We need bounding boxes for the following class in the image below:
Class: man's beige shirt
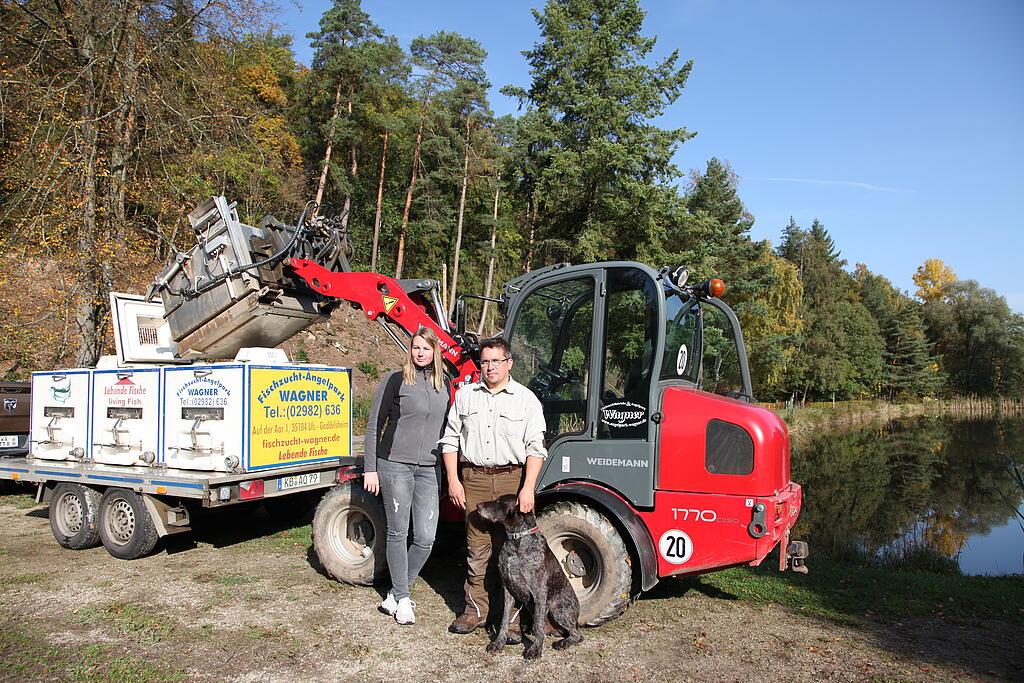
[438,377,547,466]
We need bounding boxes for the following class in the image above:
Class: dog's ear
[523,510,538,528]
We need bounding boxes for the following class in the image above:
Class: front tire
[97,488,158,560]
[539,501,634,626]
[312,483,387,585]
[49,483,101,550]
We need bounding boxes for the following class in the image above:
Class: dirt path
[1,490,1019,683]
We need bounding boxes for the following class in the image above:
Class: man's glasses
[479,358,510,367]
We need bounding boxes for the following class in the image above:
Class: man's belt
[462,463,523,475]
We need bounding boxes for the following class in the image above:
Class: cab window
[509,277,595,441]
[699,304,745,398]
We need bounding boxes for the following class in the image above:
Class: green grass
[352,394,373,435]
[356,360,381,380]
[4,493,42,509]
[192,572,260,586]
[0,571,51,587]
[77,601,175,643]
[238,523,313,553]
[700,556,1024,625]
[0,622,186,682]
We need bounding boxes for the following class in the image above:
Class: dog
[476,494,583,659]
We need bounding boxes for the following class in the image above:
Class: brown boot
[449,609,485,634]
[506,613,522,645]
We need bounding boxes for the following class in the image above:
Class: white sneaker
[395,597,416,625]
[379,591,398,616]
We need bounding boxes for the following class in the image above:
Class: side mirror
[454,297,467,336]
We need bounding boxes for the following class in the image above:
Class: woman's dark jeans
[376,458,441,600]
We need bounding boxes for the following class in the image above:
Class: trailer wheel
[97,489,159,560]
[539,501,635,627]
[49,483,101,550]
[312,483,386,585]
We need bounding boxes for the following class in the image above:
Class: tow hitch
[784,540,809,574]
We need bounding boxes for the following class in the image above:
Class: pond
[791,417,1024,576]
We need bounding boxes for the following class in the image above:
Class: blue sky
[280,1,1024,312]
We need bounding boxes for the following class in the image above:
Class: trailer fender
[141,494,191,537]
[537,481,659,592]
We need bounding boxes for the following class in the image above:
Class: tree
[503,0,693,266]
[913,258,957,302]
[394,31,487,278]
[1,0,283,367]
[855,265,943,399]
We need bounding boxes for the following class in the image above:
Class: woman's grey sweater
[363,368,450,472]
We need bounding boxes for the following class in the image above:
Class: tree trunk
[478,185,499,334]
[441,262,448,316]
[449,117,472,311]
[340,85,356,229]
[395,117,424,279]
[74,12,107,367]
[370,130,389,273]
[524,199,537,273]
[314,84,343,210]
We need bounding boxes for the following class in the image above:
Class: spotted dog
[476,494,583,659]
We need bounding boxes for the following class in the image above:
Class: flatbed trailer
[0,453,360,559]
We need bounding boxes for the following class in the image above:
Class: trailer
[0,454,357,559]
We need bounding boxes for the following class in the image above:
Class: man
[439,336,547,635]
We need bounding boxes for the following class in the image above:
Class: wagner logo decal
[658,529,693,565]
[177,377,231,407]
[3,398,16,411]
[600,401,646,428]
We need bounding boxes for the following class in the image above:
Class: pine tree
[502,0,693,266]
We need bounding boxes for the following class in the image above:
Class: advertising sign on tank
[248,367,351,470]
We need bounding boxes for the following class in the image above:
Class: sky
[279,0,1024,313]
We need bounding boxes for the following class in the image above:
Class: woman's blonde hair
[403,326,445,392]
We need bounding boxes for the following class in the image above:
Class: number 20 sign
[658,529,694,565]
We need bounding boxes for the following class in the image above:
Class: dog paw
[523,645,542,660]
[486,641,504,655]
[552,635,582,650]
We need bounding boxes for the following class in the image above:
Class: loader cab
[501,262,753,507]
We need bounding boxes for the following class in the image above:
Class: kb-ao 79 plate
[276,472,322,491]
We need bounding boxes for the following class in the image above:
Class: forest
[1,0,1022,402]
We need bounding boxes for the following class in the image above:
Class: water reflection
[791,417,1024,575]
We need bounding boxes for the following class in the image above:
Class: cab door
[507,265,662,508]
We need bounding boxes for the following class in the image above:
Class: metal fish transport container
[29,370,92,461]
[151,197,345,360]
[90,368,161,467]
[162,364,352,473]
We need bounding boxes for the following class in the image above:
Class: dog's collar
[507,526,539,540]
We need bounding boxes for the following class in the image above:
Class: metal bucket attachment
[150,197,345,360]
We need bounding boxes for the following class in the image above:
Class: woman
[363,326,450,625]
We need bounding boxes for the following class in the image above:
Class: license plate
[276,472,321,491]
[0,435,19,448]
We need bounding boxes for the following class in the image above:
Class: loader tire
[312,483,386,585]
[49,483,101,550]
[539,501,635,627]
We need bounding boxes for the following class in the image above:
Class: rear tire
[539,501,634,626]
[97,488,158,560]
[312,483,387,585]
[49,483,101,550]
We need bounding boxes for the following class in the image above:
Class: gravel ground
[1,488,1020,683]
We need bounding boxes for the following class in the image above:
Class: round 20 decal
[658,529,693,565]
